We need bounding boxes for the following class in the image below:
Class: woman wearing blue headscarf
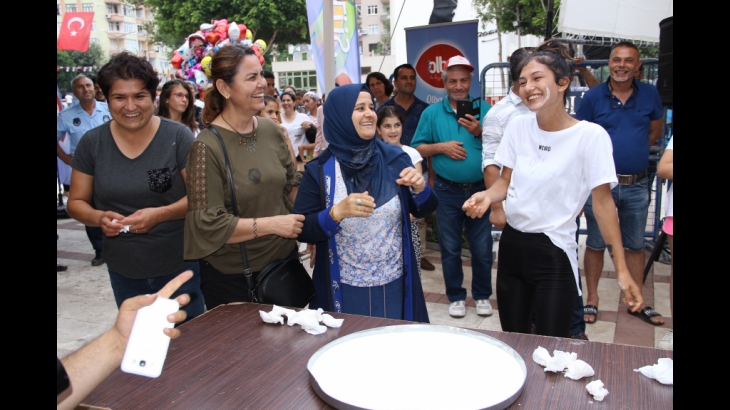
[294,84,437,322]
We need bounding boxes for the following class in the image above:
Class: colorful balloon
[245,29,253,40]
[228,22,240,42]
[201,56,212,77]
[238,24,247,40]
[171,50,183,69]
[200,23,214,31]
[193,70,209,88]
[254,39,267,52]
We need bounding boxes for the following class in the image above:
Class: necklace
[221,114,257,153]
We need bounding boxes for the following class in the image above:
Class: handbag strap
[208,125,257,298]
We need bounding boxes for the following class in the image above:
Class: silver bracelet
[253,218,258,239]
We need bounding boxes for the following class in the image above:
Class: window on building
[106,4,118,15]
[361,66,372,75]
[368,43,379,53]
[90,38,99,44]
[138,25,146,36]
[108,21,120,32]
[368,24,379,35]
[91,21,96,32]
[110,39,119,50]
[82,3,94,12]
[57,22,61,34]
[138,41,146,52]
[66,4,77,13]
[124,22,137,34]
[125,5,136,17]
[368,5,378,15]
[125,39,138,51]
[356,5,361,19]
[277,70,318,92]
[137,8,145,19]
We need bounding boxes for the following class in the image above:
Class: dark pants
[498,224,578,337]
[107,260,204,323]
[341,276,404,319]
[569,216,586,336]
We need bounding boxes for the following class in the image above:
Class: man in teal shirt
[411,55,492,318]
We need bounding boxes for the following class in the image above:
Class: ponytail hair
[516,39,584,104]
[201,45,258,127]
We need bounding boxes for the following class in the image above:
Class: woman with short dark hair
[366,72,394,109]
[67,51,204,320]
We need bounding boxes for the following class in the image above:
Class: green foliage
[57,42,106,95]
[473,0,560,37]
[144,0,309,54]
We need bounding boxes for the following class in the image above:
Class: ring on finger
[356,199,362,205]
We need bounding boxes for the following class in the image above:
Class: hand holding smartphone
[121,296,180,378]
[456,99,473,120]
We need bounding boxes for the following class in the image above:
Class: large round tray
[307,325,526,410]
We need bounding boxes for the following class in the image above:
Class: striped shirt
[481,89,531,171]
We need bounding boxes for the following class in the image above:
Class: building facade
[57,0,169,78]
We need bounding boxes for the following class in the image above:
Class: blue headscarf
[323,84,413,208]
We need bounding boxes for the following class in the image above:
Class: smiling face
[280,93,295,113]
[393,67,416,96]
[518,60,568,114]
[351,91,376,140]
[73,77,96,104]
[609,46,641,84]
[108,78,155,133]
[444,67,472,102]
[166,84,189,116]
[303,96,318,113]
[377,116,402,145]
[261,100,280,122]
[220,54,266,114]
[367,77,386,101]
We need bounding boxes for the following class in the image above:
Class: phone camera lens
[139,360,146,367]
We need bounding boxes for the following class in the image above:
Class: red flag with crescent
[57,12,94,52]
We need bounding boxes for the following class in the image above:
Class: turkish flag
[57,12,94,52]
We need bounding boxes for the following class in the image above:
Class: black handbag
[209,125,316,308]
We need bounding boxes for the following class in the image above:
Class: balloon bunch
[170,18,268,90]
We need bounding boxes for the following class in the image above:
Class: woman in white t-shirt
[377,106,423,276]
[280,91,311,161]
[462,40,643,337]
[657,136,673,323]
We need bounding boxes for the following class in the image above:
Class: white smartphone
[120,296,179,378]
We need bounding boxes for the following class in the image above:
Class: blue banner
[306,1,361,91]
[405,20,480,104]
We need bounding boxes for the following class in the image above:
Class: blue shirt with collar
[575,79,663,175]
[378,96,430,147]
[57,101,111,155]
[410,96,491,183]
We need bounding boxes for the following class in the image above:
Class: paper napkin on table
[565,360,595,380]
[259,305,344,335]
[634,358,673,385]
[586,380,609,401]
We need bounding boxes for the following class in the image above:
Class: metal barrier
[478,59,672,243]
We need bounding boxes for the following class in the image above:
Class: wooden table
[82,303,673,409]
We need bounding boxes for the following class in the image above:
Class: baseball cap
[446,55,474,72]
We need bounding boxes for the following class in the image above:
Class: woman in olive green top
[184,45,305,309]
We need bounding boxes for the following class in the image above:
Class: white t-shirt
[495,115,618,293]
[281,112,310,155]
[664,137,673,217]
[401,145,423,166]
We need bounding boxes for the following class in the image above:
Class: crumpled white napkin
[564,360,595,380]
[533,347,579,373]
[111,219,132,233]
[259,305,344,335]
[586,380,609,401]
[634,358,673,385]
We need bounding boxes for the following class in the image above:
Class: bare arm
[576,67,599,88]
[463,166,512,218]
[67,169,125,236]
[57,141,73,165]
[415,141,467,160]
[226,214,305,243]
[648,117,664,146]
[656,146,673,180]
[591,183,643,310]
[483,164,505,227]
[116,170,189,234]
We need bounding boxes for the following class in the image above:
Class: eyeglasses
[172,92,189,100]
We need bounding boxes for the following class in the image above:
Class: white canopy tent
[558,0,673,45]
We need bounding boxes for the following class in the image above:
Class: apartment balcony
[106,14,124,22]
[109,49,121,57]
[381,0,389,4]
[137,34,148,42]
[105,0,121,4]
[146,51,158,59]
[380,13,390,22]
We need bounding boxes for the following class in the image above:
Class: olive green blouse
[184,117,300,274]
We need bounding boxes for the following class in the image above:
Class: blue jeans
[584,177,649,252]
[433,177,493,302]
[108,261,205,322]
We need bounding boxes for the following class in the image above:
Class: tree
[142,0,310,56]
[473,0,560,38]
[57,42,106,95]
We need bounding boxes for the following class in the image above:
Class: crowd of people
[58,38,672,406]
